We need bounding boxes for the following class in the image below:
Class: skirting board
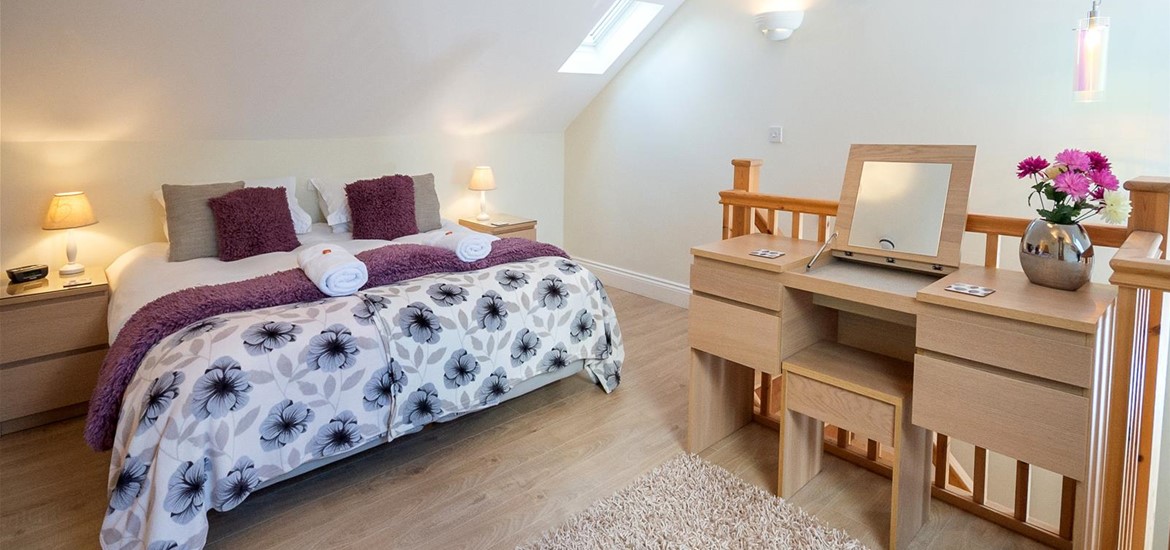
[575,257,690,309]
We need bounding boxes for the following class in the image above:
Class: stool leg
[779,408,823,498]
[890,408,932,550]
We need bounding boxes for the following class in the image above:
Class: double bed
[95,222,624,549]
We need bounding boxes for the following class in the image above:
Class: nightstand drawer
[691,257,782,311]
[913,354,1089,480]
[0,292,108,363]
[689,294,781,374]
[500,227,536,240]
[917,308,1093,388]
[0,348,105,422]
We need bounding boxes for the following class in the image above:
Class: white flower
[1100,190,1131,225]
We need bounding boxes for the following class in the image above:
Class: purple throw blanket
[85,239,568,451]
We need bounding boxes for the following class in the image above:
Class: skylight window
[559,0,664,75]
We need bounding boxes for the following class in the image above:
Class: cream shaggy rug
[519,454,868,550]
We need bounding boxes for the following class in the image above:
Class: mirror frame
[833,144,976,275]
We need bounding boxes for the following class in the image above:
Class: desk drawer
[913,354,1088,480]
[689,294,781,374]
[691,258,782,311]
[917,309,1093,388]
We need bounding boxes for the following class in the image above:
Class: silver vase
[1019,219,1094,291]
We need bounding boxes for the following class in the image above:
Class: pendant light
[1074,0,1110,102]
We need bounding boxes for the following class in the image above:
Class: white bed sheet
[105,220,472,341]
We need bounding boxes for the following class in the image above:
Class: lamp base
[476,212,491,222]
[59,263,85,276]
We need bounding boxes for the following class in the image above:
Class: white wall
[0,134,564,272]
[565,0,1170,286]
[564,0,1170,536]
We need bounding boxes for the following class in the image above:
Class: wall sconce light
[1073,0,1109,102]
[755,11,804,41]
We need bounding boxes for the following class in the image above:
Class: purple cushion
[208,187,301,261]
[347,175,419,240]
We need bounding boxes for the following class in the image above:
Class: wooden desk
[687,234,1115,549]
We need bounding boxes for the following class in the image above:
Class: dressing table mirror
[832,144,976,275]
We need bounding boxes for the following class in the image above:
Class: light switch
[769,126,783,143]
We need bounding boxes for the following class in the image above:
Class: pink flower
[1054,149,1091,172]
[1016,156,1050,179]
[1090,186,1106,200]
[1053,171,1091,199]
[1086,151,1112,172]
[1089,169,1119,191]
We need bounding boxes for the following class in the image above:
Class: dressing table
[687,236,1113,548]
[685,147,1168,550]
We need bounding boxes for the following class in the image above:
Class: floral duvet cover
[99,257,622,549]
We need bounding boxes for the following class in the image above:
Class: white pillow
[310,177,354,233]
[155,176,313,235]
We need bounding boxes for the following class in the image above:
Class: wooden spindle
[790,212,802,240]
[1060,476,1077,540]
[985,233,1000,267]
[867,440,880,461]
[836,428,850,448]
[721,204,731,240]
[1015,461,1031,522]
[817,215,828,241]
[759,372,774,416]
[973,446,988,505]
[934,434,950,488]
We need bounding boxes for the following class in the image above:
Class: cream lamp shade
[42,191,97,230]
[42,191,98,276]
[468,166,497,191]
[469,166,496,221]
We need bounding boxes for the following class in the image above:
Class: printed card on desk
[748,249,785,259]
[944,283,995,297]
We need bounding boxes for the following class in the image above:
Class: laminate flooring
[0,288,1047,549]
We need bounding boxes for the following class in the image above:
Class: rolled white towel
[426,230,499,262]
[297,244,368,297]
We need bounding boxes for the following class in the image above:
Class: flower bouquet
[1016,149,1129,225]
[1015,149,1130,290]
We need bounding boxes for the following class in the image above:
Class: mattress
[105,221,471,340]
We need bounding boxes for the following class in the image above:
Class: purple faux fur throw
[84,239,568,451]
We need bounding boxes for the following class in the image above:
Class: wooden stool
[778,341,931,550]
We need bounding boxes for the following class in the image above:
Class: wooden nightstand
[0,272,109,434]
[459,214,538,241]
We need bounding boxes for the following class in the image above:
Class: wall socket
[768,126,783,143]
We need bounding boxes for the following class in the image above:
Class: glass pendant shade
[1074,16,1109,102]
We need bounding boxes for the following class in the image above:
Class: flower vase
[1019,219,1094,291]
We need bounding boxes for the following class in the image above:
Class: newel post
[728,159,762,238]
[1098,176,1170,549]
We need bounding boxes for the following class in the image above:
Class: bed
[94,222,624,550]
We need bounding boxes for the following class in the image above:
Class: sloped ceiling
[0,0,681,141]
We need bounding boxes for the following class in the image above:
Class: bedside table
[0,272,109,434]
[459,214,538,241]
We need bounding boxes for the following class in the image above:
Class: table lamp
[468,166,496,222]
[42,191,98,276]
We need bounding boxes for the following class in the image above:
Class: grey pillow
[412,173,442,233]
[163,181,245,261]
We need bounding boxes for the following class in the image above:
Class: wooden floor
[0,288,1048,549]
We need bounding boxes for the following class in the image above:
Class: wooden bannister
[1095,177,1170,550]
[721,160,1170,550]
